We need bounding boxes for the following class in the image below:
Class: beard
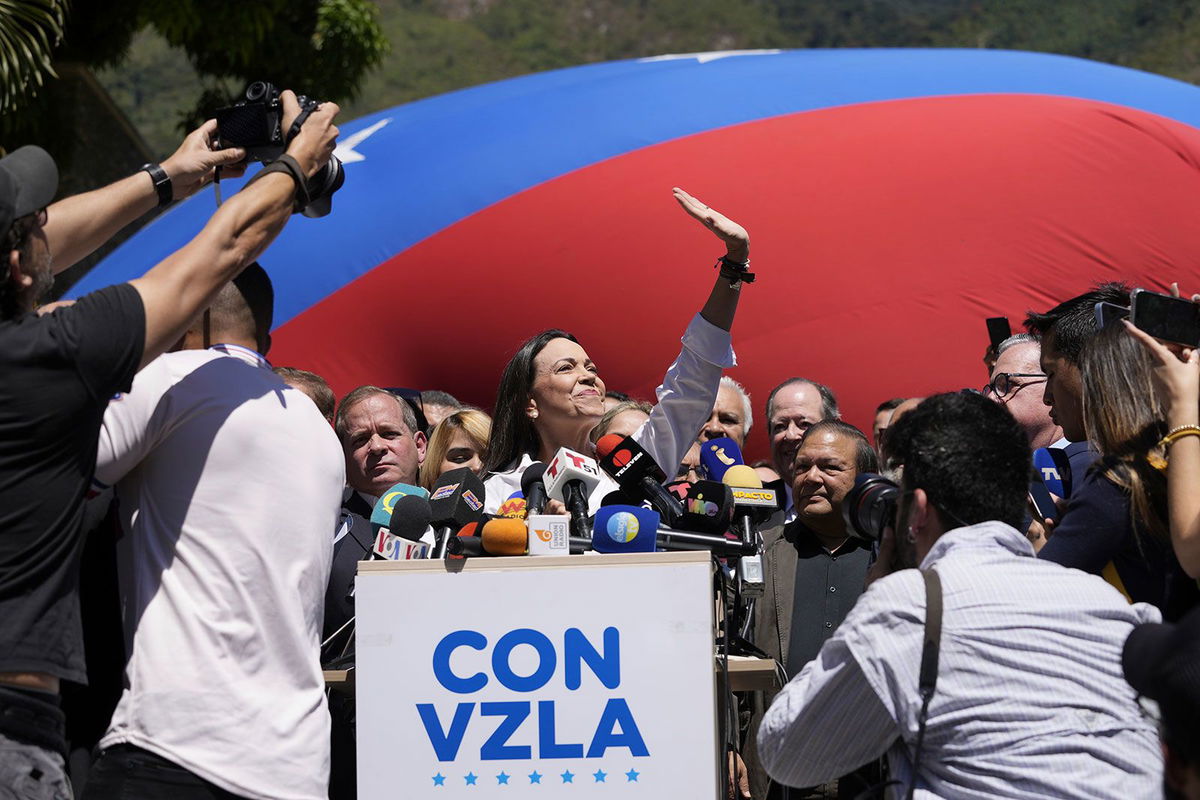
[28,259,53,306]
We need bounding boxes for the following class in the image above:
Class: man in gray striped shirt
[758,392,1162,799]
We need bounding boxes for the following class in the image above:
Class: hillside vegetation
[98,0,1200,156]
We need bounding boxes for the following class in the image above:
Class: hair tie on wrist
[715,255,755,287]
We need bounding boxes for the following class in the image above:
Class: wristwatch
[140,163,173,208]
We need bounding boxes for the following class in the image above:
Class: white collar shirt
[483,312,735,514]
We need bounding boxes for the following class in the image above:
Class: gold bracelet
[1160,425,1200,448]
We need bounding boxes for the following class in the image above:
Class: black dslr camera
[215,81,344,218]
[842,473,900,542]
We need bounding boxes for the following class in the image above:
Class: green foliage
[81,0,1200,156]
[0,0,67,113]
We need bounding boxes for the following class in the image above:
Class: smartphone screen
[1131,289,1200,347]
[985,317,1011,349]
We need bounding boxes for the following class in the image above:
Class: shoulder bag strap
[905,567,943,800]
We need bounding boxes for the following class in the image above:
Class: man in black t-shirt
[0,93,341,798]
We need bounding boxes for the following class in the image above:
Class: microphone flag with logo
[594,434,683,525]
[428,467,487,557]
[373,494,433,560]
[699,436,744,482]
[543,447,602,542]
[369,481,429,534]
[1032,447,1067,498]
[526,514,569,555]
[675,480,734,535]
[592,505,659,554]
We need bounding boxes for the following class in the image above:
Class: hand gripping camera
[215,81,344,218]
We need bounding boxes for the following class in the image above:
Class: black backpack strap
[905,567,943,800]
[918,568,943,695]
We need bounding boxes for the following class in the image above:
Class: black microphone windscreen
[600,489,640,507]
[520,462,548,497]
[389,494,432,542]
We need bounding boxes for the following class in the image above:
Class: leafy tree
[0,0,67,114]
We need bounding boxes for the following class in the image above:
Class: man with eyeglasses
[984,334,1062,450]
[0,96,340,798]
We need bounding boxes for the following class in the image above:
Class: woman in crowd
[1039,322,1198,619]
[480,188,749,513]
[419,408,492,490]
[588,399,653,445]
[1126,315,1200,579]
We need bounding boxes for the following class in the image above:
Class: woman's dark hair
[483,328,580,474]
[1080,323,1169,542]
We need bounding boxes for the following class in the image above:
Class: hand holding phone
[1131,288,1200,347]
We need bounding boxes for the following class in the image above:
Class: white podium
[355,550,718,797]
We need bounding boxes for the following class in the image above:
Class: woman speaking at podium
[481,188,751,513]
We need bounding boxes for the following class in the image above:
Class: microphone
[526,514,569,556]
[428,467,487,558]
[674,480,735,535]
[496,491,528,519]
[446,518,530,557]
[592,506,660,554]
[723,466,778,532]
[520,463,549,517]
[594,434,684,525]
[369,481,430,534]
[699,437,744,483]
[654,525,760,558]
[372,494,433,560]
[543,447,603,544]
[1032,447,1067,498]
[722,465,774,597]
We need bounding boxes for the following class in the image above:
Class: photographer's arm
[43,121,248,274]
[128,93,338,369]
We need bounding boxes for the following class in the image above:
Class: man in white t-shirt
[84,264,344,800]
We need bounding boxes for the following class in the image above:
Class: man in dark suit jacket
[742,421,878,799]
[323,386,427,800]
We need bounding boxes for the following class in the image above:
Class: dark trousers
[81,745,248,800]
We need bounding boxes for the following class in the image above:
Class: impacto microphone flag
[373,494,433,560]
[592,506,659,554]
[699,436,744,482]
[369,482,430,534]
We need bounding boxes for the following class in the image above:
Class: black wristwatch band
[140,163,173,207]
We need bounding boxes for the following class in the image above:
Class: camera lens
[245,81,270,102]
[843,473,900,542]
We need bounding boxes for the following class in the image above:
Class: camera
[215,81,344,218]
[842,473,900,542]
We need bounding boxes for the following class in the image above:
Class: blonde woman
[419,408,492,490]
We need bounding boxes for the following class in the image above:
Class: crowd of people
[1,88,1198,800]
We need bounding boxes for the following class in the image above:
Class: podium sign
[356,551,717,797]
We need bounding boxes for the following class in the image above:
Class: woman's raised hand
[673,187,749,263]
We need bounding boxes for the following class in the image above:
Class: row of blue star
[431,768,641,786]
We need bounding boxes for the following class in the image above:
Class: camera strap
[905,566,943,800]
[285,100,320,148]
